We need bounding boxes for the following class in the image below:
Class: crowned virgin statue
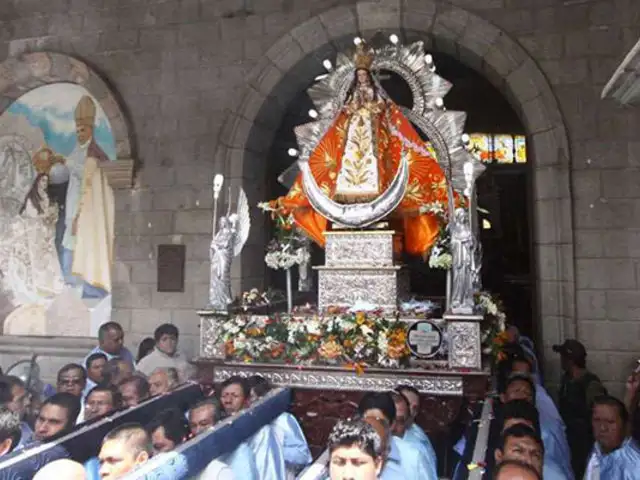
[0,173,65,305]
[273,42,449,257]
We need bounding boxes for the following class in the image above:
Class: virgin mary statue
[273,42,449,257]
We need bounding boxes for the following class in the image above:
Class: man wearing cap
[554,339,606,478]
[61,95,114,297]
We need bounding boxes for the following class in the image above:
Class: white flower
[360,325,374,338]
[306,320,322,336]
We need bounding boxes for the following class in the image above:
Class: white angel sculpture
[208,187,251,312]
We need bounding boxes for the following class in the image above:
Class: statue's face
[356,69,370,86]
[37,175,48,193]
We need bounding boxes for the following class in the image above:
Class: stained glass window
[515,135,527,163]
[469,134,492,163]
[493,135,514,164]
[465,134,526,164]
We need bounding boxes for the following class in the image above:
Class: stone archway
[216,1,575,360]
[0,52,134,188]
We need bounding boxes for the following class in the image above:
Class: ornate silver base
[198,309,230,359]
[317,230,401,311]
[316,266,400,311]
[444,311,484,370]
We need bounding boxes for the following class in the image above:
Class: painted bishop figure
[61,95,114,297]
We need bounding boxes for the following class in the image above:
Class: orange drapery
[276,101,449,257]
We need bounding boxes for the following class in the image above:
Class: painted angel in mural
[208,188,251,311]
[61,95,114,297]
[0,173,65,305]
[270,41,450,257]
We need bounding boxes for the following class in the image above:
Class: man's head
[119,375,150,408]
[220,376,250,414]
[362,416,391,464]
[147,408,190,454]
[98,322,125,355]
[33,459,87,480]
[500,374,535,404]
[98,423,152,479]
[57,364,87,397]
[0,376,29,418]
[86,353,107,384]
[154,324,179,357]
[34,393,80,441]
[85,385,121,421]
[102,358,133,387]
[494,460,541,480]
[389,391,410,437]
[247,375,271,404]
[494,424,544,475]
[500,400,540,434]
[149,367,179,397]
[396,385,420,425]
[328,418,383,480]
[357,392,396,427]
[0,407,21,456]
[592,395,628,454]
[553,339,587,372]
[188,398,221,436]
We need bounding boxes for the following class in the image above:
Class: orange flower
[343,339,354,349]
[387,343,408,359]
[356,312,366,325]
[224,340,235,356]
[497,351,507,362]
[318,339,343,360]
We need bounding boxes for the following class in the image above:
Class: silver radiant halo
[280,39,483,195]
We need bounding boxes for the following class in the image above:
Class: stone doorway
[216,1,574,371]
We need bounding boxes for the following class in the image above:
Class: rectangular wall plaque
[157,244,186,292]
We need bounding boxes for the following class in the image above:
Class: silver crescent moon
[300,149,410,228]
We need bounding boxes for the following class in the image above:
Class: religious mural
[0,83,116,334]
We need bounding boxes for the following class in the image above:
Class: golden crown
[353,41,374,70]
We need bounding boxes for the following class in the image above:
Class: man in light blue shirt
[396,385,438,466]
[585,395,640,479]
[84,321,135,369]
[221,376,285,480]
[248,375,312,478]
[358,391,436,480]
[188,397,258,480]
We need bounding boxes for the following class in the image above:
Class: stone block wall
[1,0,640,396]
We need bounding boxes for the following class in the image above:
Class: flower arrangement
[476,291,508,362]
[240,288,286,310]
[258,201,310,270]
[218,310,411,370]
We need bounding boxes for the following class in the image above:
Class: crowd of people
[322,330,640,479]
[1,320,640,479]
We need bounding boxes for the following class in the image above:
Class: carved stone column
[445,312,484,370]
[198,310,230,359]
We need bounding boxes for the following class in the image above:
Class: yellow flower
[356,312,366,325]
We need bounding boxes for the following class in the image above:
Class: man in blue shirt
[0,376,32,449]
[358,392,436,480]
[84,322,135,369]
[585,395,640,479]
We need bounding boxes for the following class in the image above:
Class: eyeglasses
[58,378,83,386]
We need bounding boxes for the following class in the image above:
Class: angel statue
[208,187,250,312]
[450,207,475,314]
